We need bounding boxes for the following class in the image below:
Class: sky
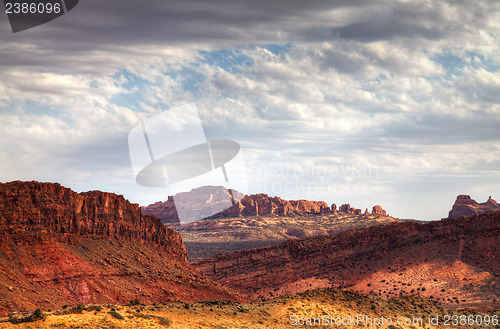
[1,0,499,220]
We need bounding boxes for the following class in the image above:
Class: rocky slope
[448,194,500,218]
[0,181,239,316]
[142,186,388,224]
[195,211,500,309]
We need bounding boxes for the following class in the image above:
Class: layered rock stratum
[448,194,500,218]
[0,181,238,316]
[195,211,500,309]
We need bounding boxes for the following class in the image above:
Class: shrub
[157,316,171,326]
[9,311,44,324]
[237,305,250,313]
[184,303,190,309]
[109,310,124,320]
[33,309,43,318]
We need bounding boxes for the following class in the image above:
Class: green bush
[109,310,124,320]
[33,309,43,318]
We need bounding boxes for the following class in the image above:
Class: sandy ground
[1,289,498,328]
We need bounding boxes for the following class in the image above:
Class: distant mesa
[142,186,389,224]
[448,194,500,218]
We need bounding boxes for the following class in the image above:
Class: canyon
[2,180,499,318]
[195,211,500,309]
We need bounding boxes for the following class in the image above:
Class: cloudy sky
[1,0,499,220]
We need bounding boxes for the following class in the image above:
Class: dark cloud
[1,0,361,49]
[2,0,496,67]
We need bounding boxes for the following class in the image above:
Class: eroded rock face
[448,195,500,218]
[195,211,500,309]
[141,196,179,224]
[338,203,362,215]
[240,197,258,216]
[0,181,186,260]
[0,181,239,315]
[271,196,295,215]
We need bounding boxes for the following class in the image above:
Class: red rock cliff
[0,181,186,261]
[0,181,240,315]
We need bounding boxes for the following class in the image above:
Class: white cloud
[1,0,499,220]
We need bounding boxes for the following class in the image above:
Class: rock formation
[448,195,500,218]
[0,181,239,315]
[143,187,387,224]
[195,211,500,309]
[371,205,387,216]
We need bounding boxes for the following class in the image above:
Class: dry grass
[1,289,497,328]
